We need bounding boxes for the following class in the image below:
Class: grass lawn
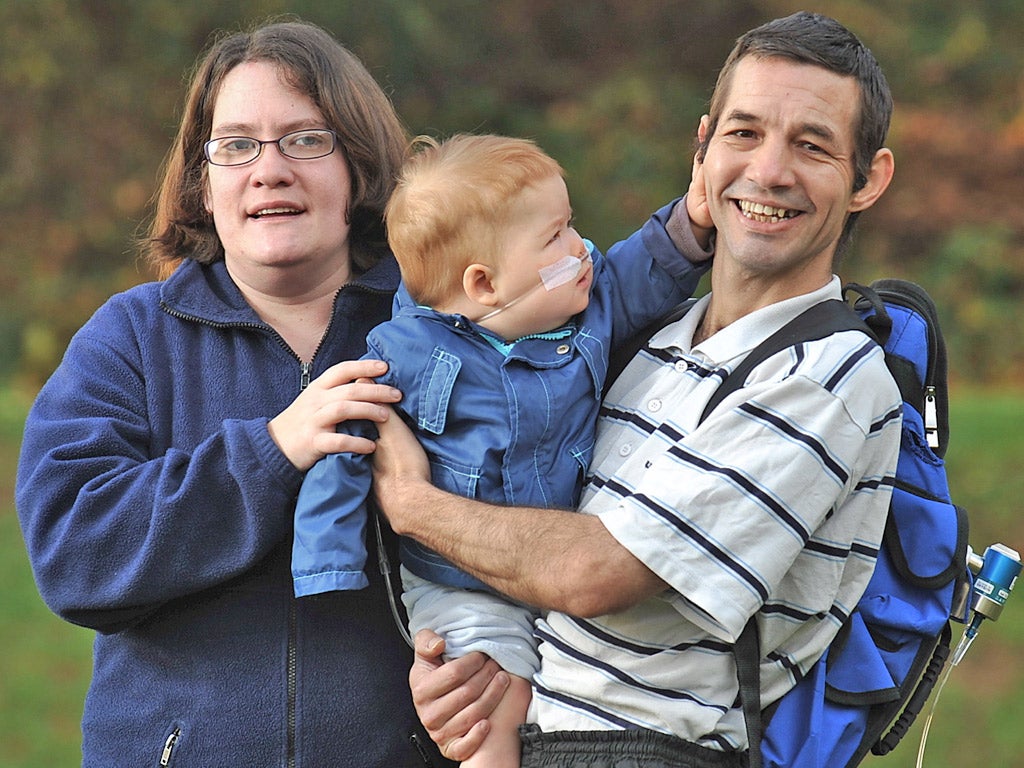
[1,390,93,767]
[2,385,1022,767]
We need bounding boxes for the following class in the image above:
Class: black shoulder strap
[726,297,879,768]
[735,621,764,768]
[605,295,880,404]
[701,298,876,425]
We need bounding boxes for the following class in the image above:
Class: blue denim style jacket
[292,200,706,595]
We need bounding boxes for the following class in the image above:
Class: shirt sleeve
[598,364,898,642]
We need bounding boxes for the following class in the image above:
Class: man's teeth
[738,200,797,223]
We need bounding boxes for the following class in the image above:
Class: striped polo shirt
[527,277,902,751]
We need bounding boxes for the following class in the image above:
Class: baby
[293,133,710,765]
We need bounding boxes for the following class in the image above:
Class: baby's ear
[463,263,500,308]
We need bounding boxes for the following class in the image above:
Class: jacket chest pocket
[429,455,483,498]
[417,347,461,435]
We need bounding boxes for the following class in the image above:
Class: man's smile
[736,199,801,223]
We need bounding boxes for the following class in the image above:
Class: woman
[15,19,471,766]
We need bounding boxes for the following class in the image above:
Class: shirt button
[674,361,688,373]
[647,398,663,412]
[556,344,571,355]
[618,443,633,457]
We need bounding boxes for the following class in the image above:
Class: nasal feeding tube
[538,251,592,290]
[477,244,593,323]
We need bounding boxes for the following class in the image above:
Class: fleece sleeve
[15,303,304,633]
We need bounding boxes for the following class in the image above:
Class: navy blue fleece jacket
[16,256,450,767]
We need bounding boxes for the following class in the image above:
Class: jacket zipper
[287,600,298,768]
[160,728,180,766]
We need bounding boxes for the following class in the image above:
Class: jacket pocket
[569,435,595,502]
[417,347,462,435]
[428,455,482,498]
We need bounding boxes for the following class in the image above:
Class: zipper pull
[160,729,180,766]
[300,361,312,391]
[924,385,939,449]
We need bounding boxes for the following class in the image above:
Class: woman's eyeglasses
[203,129,337,167]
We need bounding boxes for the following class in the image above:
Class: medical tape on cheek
[538,249,592,291]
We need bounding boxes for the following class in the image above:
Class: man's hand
[410,630,508,762]
[371,406,431,536]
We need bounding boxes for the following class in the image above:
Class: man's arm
[371,410,667,617]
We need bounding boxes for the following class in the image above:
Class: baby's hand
[686,150,713,244]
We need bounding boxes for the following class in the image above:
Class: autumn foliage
[3,0,1022,389]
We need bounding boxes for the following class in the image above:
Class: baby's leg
[402,568,540,764]
[460,673,531,768]
[401,567,540,682]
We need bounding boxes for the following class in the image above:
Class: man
[373,12,901,767]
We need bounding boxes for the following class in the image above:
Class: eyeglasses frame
[203,128,339,167]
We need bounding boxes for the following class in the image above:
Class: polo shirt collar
[648,275,843,365]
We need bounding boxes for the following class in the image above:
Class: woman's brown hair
[142,19,408,277]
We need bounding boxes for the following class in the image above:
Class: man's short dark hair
[697,12,893,256]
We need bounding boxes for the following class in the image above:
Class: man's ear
[463,263,500,308]
[849,148,895,213]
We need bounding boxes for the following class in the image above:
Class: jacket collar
[160,256,400,325]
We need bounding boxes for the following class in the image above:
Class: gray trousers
[518,725,748,768]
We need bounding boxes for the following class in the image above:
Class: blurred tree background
[2,0,1023,393]
[2,2,1024,766]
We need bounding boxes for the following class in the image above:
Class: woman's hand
[268,359,401,471]
[410,630,508,762]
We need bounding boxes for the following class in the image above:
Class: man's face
[701,56,869,294]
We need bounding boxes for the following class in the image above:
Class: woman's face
[205,61,353,286]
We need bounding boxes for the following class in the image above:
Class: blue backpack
[607,279,971,767]
[717,280,970,768]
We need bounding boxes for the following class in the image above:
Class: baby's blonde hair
[386,133,564,307]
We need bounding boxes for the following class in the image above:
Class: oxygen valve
[951,543,1022,665]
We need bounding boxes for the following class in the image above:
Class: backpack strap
[604,295,879,400]
[717,298,881,768]
[701,298,877,424]
[735,621,764,768]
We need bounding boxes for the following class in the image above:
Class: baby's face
[489,174,592,338]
